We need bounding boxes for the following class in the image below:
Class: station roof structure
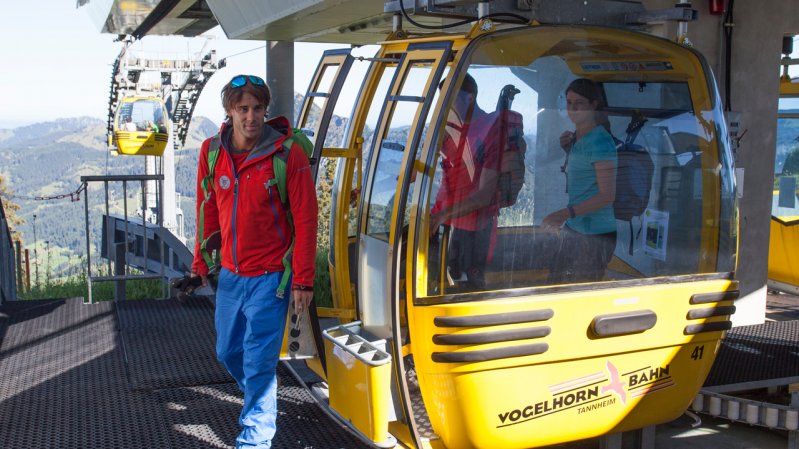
[78,0,458,43]
[77,0,660,44]
[77,0,217,38]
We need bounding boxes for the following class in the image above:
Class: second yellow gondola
[112,96,169,156]
[768,74,799,293]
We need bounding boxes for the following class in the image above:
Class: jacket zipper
[228,144,282,274]
[232,176,240,273]
[225,147,240,274]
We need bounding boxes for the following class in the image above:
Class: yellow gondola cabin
[112,96,169,156]
[280,21,739,449]
[768,64,799,294]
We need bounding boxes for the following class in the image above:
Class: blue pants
[215,268,289,449]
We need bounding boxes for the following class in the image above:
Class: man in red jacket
[191,74,318,449]
[430,74,501,292]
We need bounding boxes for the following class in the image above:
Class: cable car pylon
[106,39,219,155]
[104,38,219,242]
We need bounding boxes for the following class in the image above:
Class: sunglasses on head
[230,75,266,88]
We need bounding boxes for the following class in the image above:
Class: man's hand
[191,271,208,287]
[293,289,313,315]
[429,210,445,237]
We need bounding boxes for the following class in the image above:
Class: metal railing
[81,174,167,304]
[0,196,18,303]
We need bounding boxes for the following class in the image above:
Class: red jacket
[432,107,500,231]
[191,117,318,287]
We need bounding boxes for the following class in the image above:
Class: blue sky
[9,3,795,131]
[0,1,356,129]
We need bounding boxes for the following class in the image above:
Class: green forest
[777,114,799,180]
[0,94,344,282]
[0,115,215,280]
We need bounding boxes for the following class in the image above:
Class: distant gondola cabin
[112,96,169,156]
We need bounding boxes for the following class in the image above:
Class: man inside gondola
[430,74,503,292]
[123,116,137,131]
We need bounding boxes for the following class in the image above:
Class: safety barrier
[693,390,799,432]
[81,174,168,304]
[0,196,17,303]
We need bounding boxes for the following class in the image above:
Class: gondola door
[295,48,355,179]
[281,48,354,362]
[359,43,451,341]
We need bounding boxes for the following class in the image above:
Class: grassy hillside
[0,115,217,279]
[1,93,345,281]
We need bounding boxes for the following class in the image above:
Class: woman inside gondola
[541,78,617,284]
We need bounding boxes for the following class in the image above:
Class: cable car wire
[223,45,266,60]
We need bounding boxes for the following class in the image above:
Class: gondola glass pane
[422,29,733,297]
[117,99,166,132]
[349,65,395,237]
[366,63,433,240]
[776,95,799,217]
[774,117,799,218]
[713,76,737,273]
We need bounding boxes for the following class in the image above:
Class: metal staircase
[106,44,128,149]
[171,50,218,148]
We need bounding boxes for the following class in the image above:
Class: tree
[782,147,799,176]
[0,175,24,244]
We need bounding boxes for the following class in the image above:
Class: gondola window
[421,30,737,297]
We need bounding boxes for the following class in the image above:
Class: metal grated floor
[704,319,799,389]
[0,298,171,449]
[0,298,115,354]
[117,296,232,390]
[0,297,373,449]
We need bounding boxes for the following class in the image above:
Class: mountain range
[0,93,348,278]
[0,115,218,277]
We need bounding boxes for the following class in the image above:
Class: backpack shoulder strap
[625,111,648,145]
[201,134,222,194]
[272,128,316,298]
[273,139,293,207]
[274,136,296,298]
[199,134,222,270]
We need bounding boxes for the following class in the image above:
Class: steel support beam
[266,41,295,123]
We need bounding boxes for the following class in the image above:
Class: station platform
[0,296,371,449]
[0,292,795,449]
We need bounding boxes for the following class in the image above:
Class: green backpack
[198,127,315,298]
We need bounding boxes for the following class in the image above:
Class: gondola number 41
[690,345,705,360]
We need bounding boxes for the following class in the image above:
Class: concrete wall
[643,0,795,325]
